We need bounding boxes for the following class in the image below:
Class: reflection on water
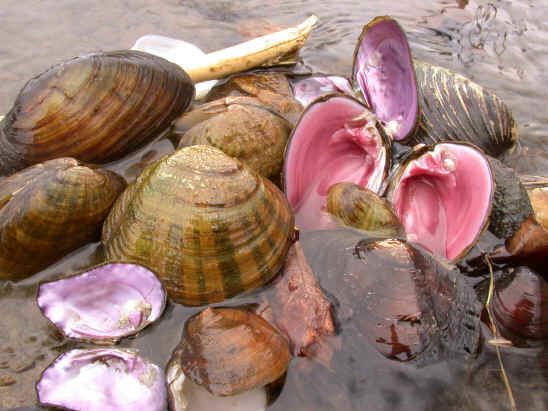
[0,0,547,410]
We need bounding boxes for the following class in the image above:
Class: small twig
[484,255,517,411]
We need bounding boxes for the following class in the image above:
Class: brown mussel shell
[0,50,194,175]
[410,61,518,157]
[206,71,302,125]
[326,182,403,236]
[492,266,548,340]
[102,145,294,306]
[0,158,126,280]
[178,307,291,396]
[176,98,292,178]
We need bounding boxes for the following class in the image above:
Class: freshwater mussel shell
[36,348,166,411]
[102,145,294,306]
[0,158,126,281]
[387,142,494,261]
[37,262,166,343]
[176,97,292,178]
[206,71,302,125]
[409,61,518,157]
[298,230,482,363]
[283,94,391,230]
[0,50,194,175]
[491,266,548,341]
[326,182,403,236]
[177,307,291,396]
[352,16,419,142]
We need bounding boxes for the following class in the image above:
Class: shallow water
[0,0,547,410]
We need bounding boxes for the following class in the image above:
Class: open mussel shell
[491,266,548,341]
[352,16,419,142]
[387,142,494,261]
[102,145,294,306]
[176,97,292,178]
[206,71,302,125]
[410,61,518,157]
[289,74,354,107]
[37,348,166,411]
[37,262,166,344]
[283,94,391,230]
[0,158,126,281]
[326,182,403,236]
[177,307,291,397]
[0,50,194,175]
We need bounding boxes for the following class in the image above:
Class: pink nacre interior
[391,143,493,260]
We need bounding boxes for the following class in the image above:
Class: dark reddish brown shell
[493,267,548,340]
[179,307,291,396]
[0,50,194,175]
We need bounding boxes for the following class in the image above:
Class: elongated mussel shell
[283,95,391,230]
[37,263,166,343]
[387,143,494,261]
[0,158,125,280]
[177,307,291,396]
[409,61,518,157]
[102,145,294,306]
[492,266,548,341]
[326,182,403,236]
[176,97,292,178]
[352,16,419,141]
[37,348,166,411]
[0,50,194,175]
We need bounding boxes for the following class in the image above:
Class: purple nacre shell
[37,263,166,343]
[291,75,353,106]
[352,16,419,141]
[37,348,166,411]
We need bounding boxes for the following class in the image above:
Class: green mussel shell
[102,145,294,306]
[0,158,126,280]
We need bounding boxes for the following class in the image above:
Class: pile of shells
[0,12,545,411]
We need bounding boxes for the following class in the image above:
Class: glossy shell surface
[352,16,419,141]
[37,263,166,343]
[388,143,494,261]
[410,61,518,157]
[0,158,125,280]
[178,307,291,396]
[102,145,294,306]
[37,348,166,411]
[326,182,403,236]
[493,266,548,340]
[0,50,194,174]
[283,95,391,230]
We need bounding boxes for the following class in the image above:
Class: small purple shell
[291,75,353,106]
[37,348,166,411]
[37,263,166,343]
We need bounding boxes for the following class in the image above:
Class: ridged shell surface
[410,61,517,157]
[0,50,194,175]
[102,145,294,306]
[0,158,126,280]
